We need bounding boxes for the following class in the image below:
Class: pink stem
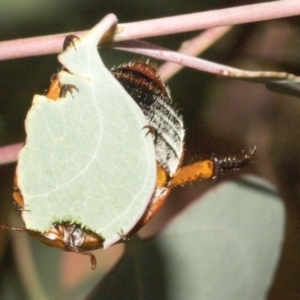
[0,143,23,165]
[115,0,300,41]
[0,1,299,61]
[158,26,232,81]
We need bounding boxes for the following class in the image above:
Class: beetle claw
[143,125,158,143]
[118,229,130,242]
[60,84,79,98]
[63,35,80,51]
[212,146,256,179]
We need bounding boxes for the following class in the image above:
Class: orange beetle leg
[171,146,256,186]
[46,75,61,100]
[46,34,80,101]
[127,164,171,235]
[128,189,171,237]
[12,173,29,211]
[171,160,214,186]
[140,164,171,224]
[46,75,78,100]
[156,164,169,188]
[12,191,25,211]
[140,189,171,226]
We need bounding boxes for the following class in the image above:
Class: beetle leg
[63,35,80,51]
[118,229,130,242]
[59,84,79,98]
[76,250,97,270]
[140,164,170,223]
[170,146,256,186]
[46,35,80,100]
[212,146,256,179]
[127,164,171,235]
[65,247,97,270]
[143,125,158,143]
[45,74,61,100]
[0,225,27,232]
[12,201,30,212]
[46,74,79,100]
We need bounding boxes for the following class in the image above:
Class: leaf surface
[18,15,157,248]
[93,175,285,300]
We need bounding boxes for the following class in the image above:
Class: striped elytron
[1,38,256,270]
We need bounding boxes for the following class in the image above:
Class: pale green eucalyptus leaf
[17,15,157,248]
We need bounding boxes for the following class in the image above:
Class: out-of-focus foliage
[92,176,284,300]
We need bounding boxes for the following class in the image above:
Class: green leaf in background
[92,175,285,300]
[17,15,157,248]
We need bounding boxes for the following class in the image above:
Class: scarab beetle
[1,37,256,270]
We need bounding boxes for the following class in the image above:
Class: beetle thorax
[63,224,86,247]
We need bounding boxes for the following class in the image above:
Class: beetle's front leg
[46,35,80,101]
[170,146,256,186]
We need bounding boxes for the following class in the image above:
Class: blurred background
[0,0,299,299]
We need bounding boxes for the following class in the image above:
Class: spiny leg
[171,146,256,187]
[63,35,80,51]
[46,35,80,100]
[46,74,79,100]
[143,125,158,143]
[59,84,79,98]
[67,247,97,270]
[212,146,256,179]
[118,229,130,242]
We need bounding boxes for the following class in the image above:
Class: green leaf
[93,175,285,300]
[17,15,157,248]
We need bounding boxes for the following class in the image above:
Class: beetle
[110,59,256,232]
[1,37,256,270]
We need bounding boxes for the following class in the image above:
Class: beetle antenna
[0,225,27,232]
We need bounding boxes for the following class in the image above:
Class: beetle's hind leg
[170,146,256,187]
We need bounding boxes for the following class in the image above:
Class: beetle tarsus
[143,125,158,143]
[60,84,79,98]
[63,35,80,51]
[72,249,97,270]
[118,229,130,242]
[211,146,256,179]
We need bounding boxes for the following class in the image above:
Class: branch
[115,0,300,41]
[158,26,232,81]
[0,143,23,165]
[0,0,299,61]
